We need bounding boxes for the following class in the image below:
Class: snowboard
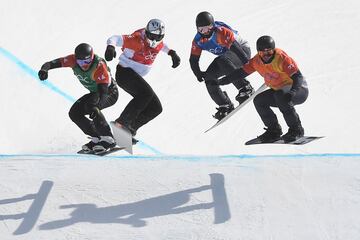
[245,136,324,145]
[109,121,134,154]
[77,147,125,156]
[205,83,267,133]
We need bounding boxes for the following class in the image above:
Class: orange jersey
[243,48,299,90]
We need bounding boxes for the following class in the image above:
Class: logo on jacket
[208,47,224,54]
[144,51,158,61]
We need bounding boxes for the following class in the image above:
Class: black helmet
[196,11,214,27]
[75,43,93,60]
[256,36,275,51]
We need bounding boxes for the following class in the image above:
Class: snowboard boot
[113,121,138,145]
[258,124,283,143]
[82,137,100,153]
[236,83,254,105]
[93,136,116,153]
[114,121,137,136]
[282,125,304,143]
[213,103,234,121]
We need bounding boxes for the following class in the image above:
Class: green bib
[72,55,110,92]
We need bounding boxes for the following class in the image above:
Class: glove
[168,50,180,68]
[38,69,48,81]
[196,71,206,82]
[105,45,116,61]
[89,107,101,119]
[284,91,296,102]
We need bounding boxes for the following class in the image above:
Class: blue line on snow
[0,47,76,102]
[0,47,162,155]
[137,141,163,155]
[0,153,360,161]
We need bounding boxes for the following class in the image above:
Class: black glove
[168,50,180,68]
[196,71,206,82]
[38,69,48,81]
[284,90,296,102]
[105,45,116,61]
[89,107,101,119]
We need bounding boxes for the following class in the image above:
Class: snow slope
[1,0,360,239]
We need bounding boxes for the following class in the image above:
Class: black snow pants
[204,47,251,106]
[253,86,308,129]
[68,83,118,138]
[115,65,162,134]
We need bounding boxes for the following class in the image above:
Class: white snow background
[1,0,360,239]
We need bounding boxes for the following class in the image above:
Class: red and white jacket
[107,29,170,76]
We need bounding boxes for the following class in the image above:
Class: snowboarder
[217,35,309,143]
[189,11,254,120]
[38,43,119,153]
[104,19,180,137]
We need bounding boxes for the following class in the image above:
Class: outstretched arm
[105,35,123,61]
[38,59,62,80]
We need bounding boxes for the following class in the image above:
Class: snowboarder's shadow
[40,173,230,229]
[0,180,53,235]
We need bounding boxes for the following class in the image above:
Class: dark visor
[146,31,164,41]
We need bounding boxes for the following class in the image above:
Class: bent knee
[253,95,262,107]
[68,108,81,121]
[157,104,163,115]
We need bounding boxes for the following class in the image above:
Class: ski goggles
[76,57,93,66]
[258,48,274,58]
[197,24,214,35]
[146,31,164,41]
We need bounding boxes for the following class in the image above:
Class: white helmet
[145,19,165,48]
